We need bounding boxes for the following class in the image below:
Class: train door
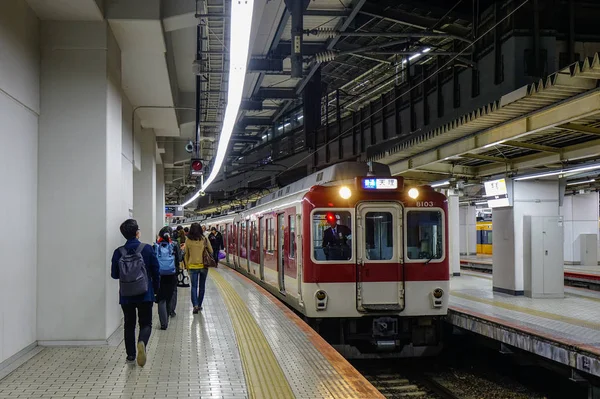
[296,214,302,300]
[277,213,285,293]
[225,224,230,264]
[356,202,404,311]
[245,221,250,272]
[259,217,265,281]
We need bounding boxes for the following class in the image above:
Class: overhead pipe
[305,28,473,44]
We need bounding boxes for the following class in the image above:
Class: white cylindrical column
[133,129,157,242]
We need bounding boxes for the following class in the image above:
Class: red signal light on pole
[190,159,204,176]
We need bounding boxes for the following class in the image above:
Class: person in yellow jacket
[184,223,213,314]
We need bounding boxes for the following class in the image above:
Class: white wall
[133,129,157,242]
[0,0,39,364]
[561,193,599,264]
[459,205,476,255]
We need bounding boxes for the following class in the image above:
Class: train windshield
[312,211,353,261]
[364,212,394,260]
[406,210,443,261]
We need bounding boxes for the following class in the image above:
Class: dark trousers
[121,302,152,357]
[157,274,177,327]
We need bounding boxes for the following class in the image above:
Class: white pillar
[133,129,157,242]
[448,193,461,276]
[492,180,560,295]
[37,21,124,342]
[561,193,599,265]
[459,205,477,256]
[156,163,165,233]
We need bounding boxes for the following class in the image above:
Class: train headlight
[315,290,328,310]
[431,288,444,308]
[408,188,419,199]
[339,186,352,199]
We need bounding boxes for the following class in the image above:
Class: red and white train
[184,162,449,357]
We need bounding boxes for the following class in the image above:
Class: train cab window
[406,210,443,261]
[251,221,257,249]
[289,215,296,259]
[312,211,352,261]
[266,218,275,252]
[364,212,393,260]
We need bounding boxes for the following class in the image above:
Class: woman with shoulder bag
[184,223,214,314]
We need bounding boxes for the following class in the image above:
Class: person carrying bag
[184,223,214,314]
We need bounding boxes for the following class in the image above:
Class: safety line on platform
[210,268,295,399]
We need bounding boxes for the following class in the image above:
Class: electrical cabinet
[523,216,564,299]
[579,234,598,267]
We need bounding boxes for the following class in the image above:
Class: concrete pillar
[459,205,477,256]
[156,163,165,233]
[561,193,599,265]
[492,180,560,295]
[133,129,157,242]
[448,193,461,276]
[37,21,124,342]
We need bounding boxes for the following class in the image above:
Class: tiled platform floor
[450,271,600,355]
[0,268,381,399]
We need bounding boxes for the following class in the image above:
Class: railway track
[362,372,460,399]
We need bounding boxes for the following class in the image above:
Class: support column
[133,129,157,242]
[561,193,599,266]
[492,180,561,295]
[448,192,461,276]
[156,163,165,233]
[37,21,124,342]
[459,205,477,256]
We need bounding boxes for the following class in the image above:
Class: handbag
[202,238,217,268]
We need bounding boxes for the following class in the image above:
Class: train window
[251,221,257,249]
[364,212,393,260]
[406,210,443,261]
[312,211,352,261]
[289,215,296,259]
[266,218,275,252]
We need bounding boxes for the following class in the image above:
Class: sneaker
[136,342,146,367]
[160,325,167,330]
[199,306,203,311]
[193,306,199,314]
[126,355,135,363]
[169,311,176,317]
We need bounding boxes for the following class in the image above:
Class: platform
[0,267,382,399]
[449,271,600,378]
[460,255,600,287]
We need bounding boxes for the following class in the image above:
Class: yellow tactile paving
[210,269,295,399]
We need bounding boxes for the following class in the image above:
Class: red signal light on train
[326,213,336,222]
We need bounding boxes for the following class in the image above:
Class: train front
[302,176,449,357]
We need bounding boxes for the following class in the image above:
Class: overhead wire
[276,0,531,178]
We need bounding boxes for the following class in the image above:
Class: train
[177,162,450,358]
[476,212,492,255]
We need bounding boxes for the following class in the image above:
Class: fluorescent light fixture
[567,179,596,186]
[422,47,431,53]
[408,53,420,61]
[431,180,450,188]
[278,125,283,131]
[483,141,504,149]
[262,135,267,140]
[514,164,600,181]
[182,0,255,207]
[298,115,304,120]
[284,122,291,128]
[475,201,488,205]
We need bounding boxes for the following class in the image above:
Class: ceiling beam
[501,140,562,154]
[460,153,508,163]
[558,123,600,136]
[255,87,298,100]
[248,58,284,73]
[304,9,351,17]
[238,116,273,127]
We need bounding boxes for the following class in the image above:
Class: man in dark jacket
[322,215,352,261]
[209,227,223,266]
[111,219,160,366]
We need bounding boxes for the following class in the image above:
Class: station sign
[483,178,513,208]
[165,205,184,217]
[361,178,398,190]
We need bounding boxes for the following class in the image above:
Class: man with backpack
[111,219,160,367]
[154,226,182,329]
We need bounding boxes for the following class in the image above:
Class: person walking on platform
[111,219,160,367]
[154,226,182,328]
[209,227,223,266]
[185,223,213,314]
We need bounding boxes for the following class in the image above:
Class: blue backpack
[155,242,176,275]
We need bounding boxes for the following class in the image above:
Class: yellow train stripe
[452,291,600,331]
[210,269,295,399]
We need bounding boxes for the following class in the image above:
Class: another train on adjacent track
[177,162,449,358]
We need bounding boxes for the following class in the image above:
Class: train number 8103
[416,201,435,207]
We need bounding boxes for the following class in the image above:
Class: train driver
[322,213,352,261]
